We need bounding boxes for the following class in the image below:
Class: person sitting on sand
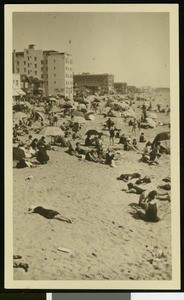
[138,190,158,207]
[117,173,141,182]
[122,183,146,195]
[133,195,159,223]
[140,141,152,163]
[85,135,93,146]
[75,142,87,155]
[36,147,49,164]
[139,132,146,143]
[37,136,46,149]
[119,133,126,145]
[124,138,137,151]
[105,148,116,167]
[67,143,81,158]
[132,138,138,150]
[30,138,38,150]
[85,149,99,163]
[149,147,161,165]
[28,206,72,223]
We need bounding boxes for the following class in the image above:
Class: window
[28,70,30,74]
[41,67,43,71]
[35,71,37,75]
[41,74,43,78]
[25,82,28,88]
[35,64,37,68]
[28,56,29,60]
[41,60,43,64]
[28,63,29,67]
[17,61,19,65]
[54,74,56,77]
[16,80,18,86]
[54,66,56,70]
[24,61,26,65]
[24,68,26,72]
[54,81,56,84]
[54,60,56,63]
[34,57,37,61]
[17,68,19,72]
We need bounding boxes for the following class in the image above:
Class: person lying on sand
[135,176,151,185]
[28,206,72,223]
[158,183,171,191]
[122,183,146,194]
[117,173,141,182]
[156,192,171,202]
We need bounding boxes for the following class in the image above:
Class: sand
[13,95,171,281]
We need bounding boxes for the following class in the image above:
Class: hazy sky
[13,12,170,87]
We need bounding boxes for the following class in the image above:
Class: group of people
[14,135,50,168]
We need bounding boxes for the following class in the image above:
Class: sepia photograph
[5,4,180,289]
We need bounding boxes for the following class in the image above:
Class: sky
[13,12,170,88]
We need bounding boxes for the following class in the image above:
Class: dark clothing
[117,173,140,181]
[130,185,145,195]
[146,203,159,222]
[75,147,86,155]
[105,153,114,165]
[30,140,37,150]
[119,136,126,144]
[85,137,93,146]
[32,206,59,219]
[37,148,49,164]
[139,135,146,143]
[109,127,115,138]
[136,176,151,185]
[37,139,46,149]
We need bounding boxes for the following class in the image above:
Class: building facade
[12,44,73,99]
[114,82,127,94]
[73,73,114,95]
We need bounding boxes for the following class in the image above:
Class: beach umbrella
[85,129,100,136]
[13,147,25,161]
[72,111,85,117]
[14,112,27,120]
[86,114,95,120]
[72,116,86,124]
[49,97,57,101]
[35,111,45,121]
[40,126,64,137]
[146,117,156,128]
[153,132,170,144]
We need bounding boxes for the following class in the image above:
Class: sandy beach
[13,95,172,281]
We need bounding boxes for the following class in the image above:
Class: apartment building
[12,44,73,99]
[73,73,114,95]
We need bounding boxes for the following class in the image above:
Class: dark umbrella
[61,103,73,109]
[152,132,170,147]
[85,129,100,136]
[13,147,25,161]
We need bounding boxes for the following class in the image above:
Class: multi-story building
[114,82,127,94]
[12,73,25,97]
[73,73,114,95]
[47,52,73,99]
[12,44,73,99]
